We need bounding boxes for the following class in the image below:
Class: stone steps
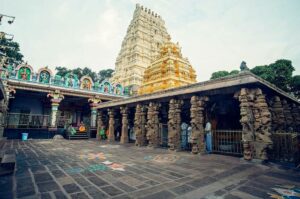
[67,133,89,140]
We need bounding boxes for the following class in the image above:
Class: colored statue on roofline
[18,67,31,80]
[81,78,92,90]
[39,71,50,83]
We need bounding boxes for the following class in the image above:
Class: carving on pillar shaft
[108,109,115,142]
[291,104,300,131]
[120,106,129,144]
[270,96,285,132]
[235,88,272,160]
[253,88,272,160]
[146,102,160,147]
[168,99,183,151]
[97,110,104,140]
[282,99,293,130]
[190,96,209,154]
[235,88,255,160]
[135,104,147,146]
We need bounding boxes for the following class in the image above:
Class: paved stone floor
[0,139,299,199]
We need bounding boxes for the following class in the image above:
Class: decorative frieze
[168,99,183,151]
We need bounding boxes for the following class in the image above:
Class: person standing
[205,120,212,153]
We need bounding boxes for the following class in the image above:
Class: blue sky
[1,0,300,81]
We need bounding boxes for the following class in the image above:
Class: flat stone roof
[96,72,299,109]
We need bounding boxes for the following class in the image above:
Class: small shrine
[138,37,197,95]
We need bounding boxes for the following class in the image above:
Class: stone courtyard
[0,139,299,199]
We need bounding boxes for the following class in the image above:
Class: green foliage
[55,67,114,83]
[229,70,239,75]
[251,59,294,91]
[0,37,24,65]
[210,71,230,79]
[291,75,300,97]
[98,69,114,82]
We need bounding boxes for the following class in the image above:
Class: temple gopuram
[111,4,170,90]
[138,37,197,95]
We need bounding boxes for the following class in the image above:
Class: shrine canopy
[0,64,128,96]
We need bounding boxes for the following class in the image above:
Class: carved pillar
[146,102,160,147]
[190,96,208,154]
[282,100,293,130]
[270,96,285,132]
[47,90,64,128]
[291,104,300,131]
[235,88,255,160]
[135,104,147,146]
[252,88,272,160]
[88,95,101,129]
[120,106,129,144]
[107,108,115,142]
[168,99,183,151]
[96,110,104,140]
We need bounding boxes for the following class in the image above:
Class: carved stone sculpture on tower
[111,4,170,87]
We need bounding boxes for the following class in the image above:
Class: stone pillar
[47,90,64,129]
[0,99,7,138]
[291,104,300,131]
[120,106,129,144]
[135,104,147,146]
[88,96,102,129]
[76,111,81,126]
[107,108,115,142]
[270,96,285,132]
[282,100,293,130]
[252,88,272,160]
[146,102,160,147]
[96,110,104,140]
[235,88,255,160]
[168,99,183,151]
[190,96,209,154]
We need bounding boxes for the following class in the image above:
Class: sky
[1,0,300,81]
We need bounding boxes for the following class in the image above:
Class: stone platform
[0,139,299,199]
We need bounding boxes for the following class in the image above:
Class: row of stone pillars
[235,88,300,160]
[97,87,300,160]
[97,96,210,154]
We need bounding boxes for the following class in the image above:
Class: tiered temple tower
[138,38,197,95]
[110,4,170,88]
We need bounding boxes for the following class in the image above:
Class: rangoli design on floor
[269,185,300,199]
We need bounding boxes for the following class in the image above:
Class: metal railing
[6,113,50,129]
[270,132,299,164]
[212,130,243,155]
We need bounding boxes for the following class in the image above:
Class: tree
[291,75,300,97]
[210,71,230,80]
[55,66,71,77]
[0,37,24,66]
[98,69,114,82]
[251,60,294,92]
[229,70,239,75]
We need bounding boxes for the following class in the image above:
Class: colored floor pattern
[0,139,299,199]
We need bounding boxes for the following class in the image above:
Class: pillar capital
[88,95,102,108]
[47,90,64,104]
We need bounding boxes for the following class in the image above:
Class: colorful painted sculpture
[18,67,31,80]
[80,76,93,90]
